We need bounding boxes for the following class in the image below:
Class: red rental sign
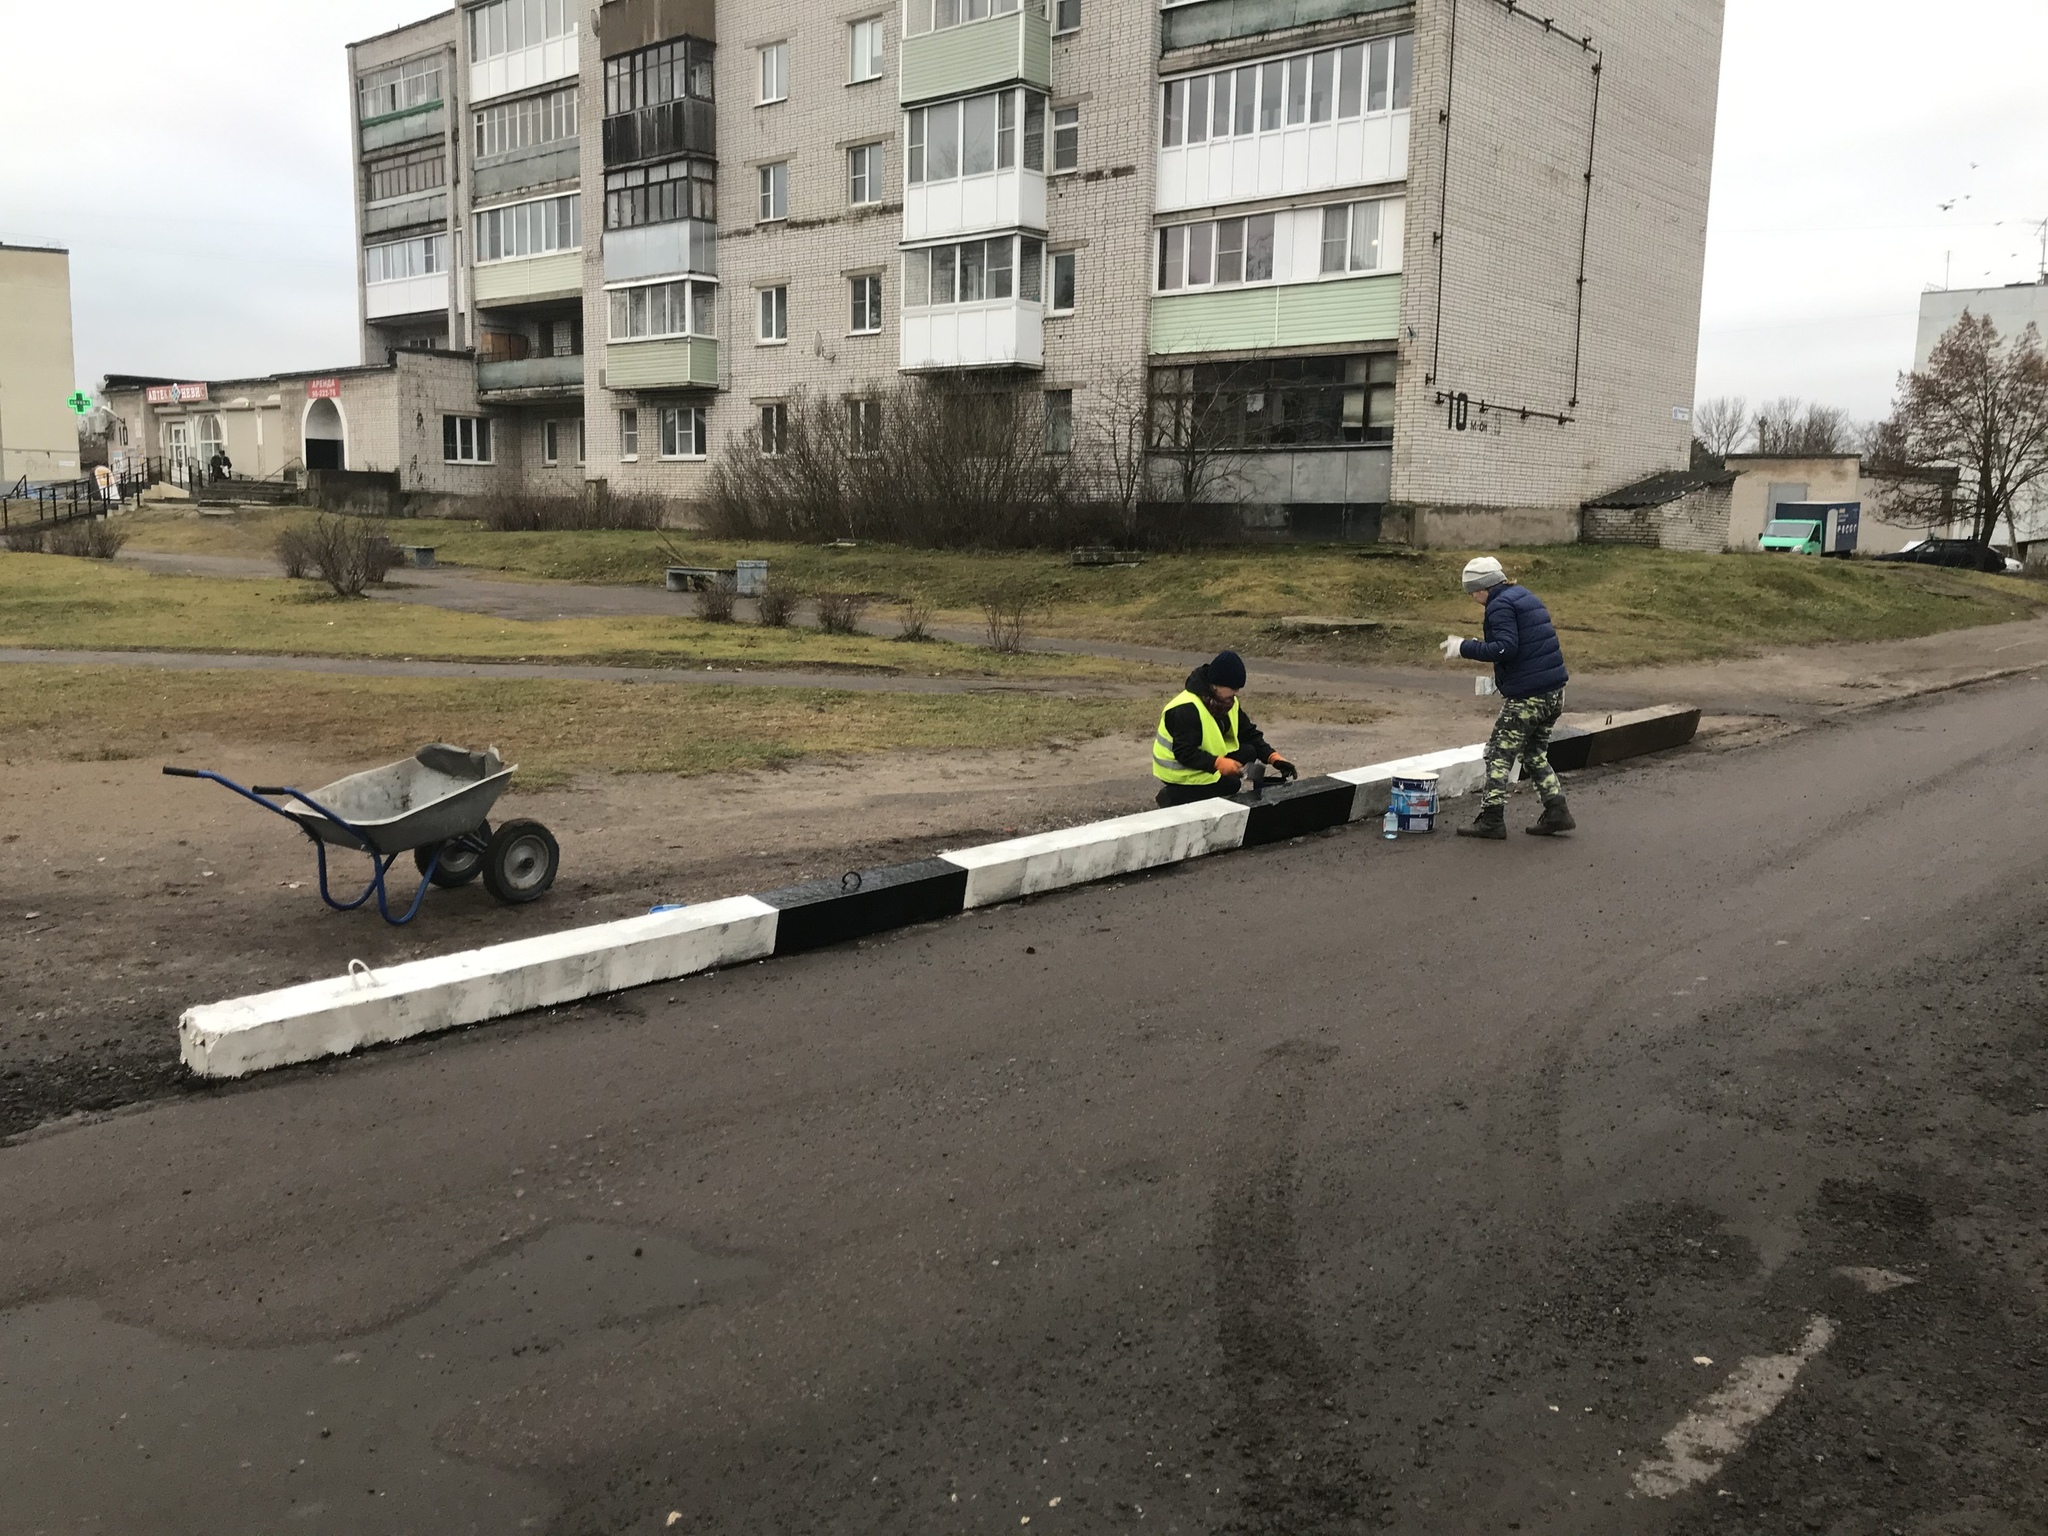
[306,379,341,398]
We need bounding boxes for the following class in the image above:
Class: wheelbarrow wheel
[415,821,490,888]
[483,819,559,905]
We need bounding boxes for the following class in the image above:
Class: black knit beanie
[1209,650,1247,690]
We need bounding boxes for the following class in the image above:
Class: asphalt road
[4,675,2046,1535]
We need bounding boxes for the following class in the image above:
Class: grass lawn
[0,665,1385,787]
[122,507,2044,669]
[0,553,1152,684]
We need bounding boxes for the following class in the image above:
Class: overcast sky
[4,0,2044,425]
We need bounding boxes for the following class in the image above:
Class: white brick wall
[1391,0,1722,545]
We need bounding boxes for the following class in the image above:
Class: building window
[904,0,1033,38]
[1043,389,1073,454]
[1156,212,1276,291]
[1053,0,1080,31]
[849,142,884,205]
[443,415,494,463]
[850,18,885,82]
[358,57,442,120]
[474,193,580,261]
[604,157,715,230]
[364,145,445,203]
[759,42,789,104]
[1049,250,1076,313]
[660,406,707,459]
[758,162,789,221]
[850,273,883,333]
[1051,105,1079,173]
[608,278,716,340]
[759,402,787,455]
[576,418,586,465]
[365,234,445,284]
[543,420,560,464]
[759,285,788,342]
[906,89,1047,184]
[1320,200,1389,274]
[620,408,639,459]
[604,37,715,115]
[469,0,576,64]
[848,398,880,455]
[1148,354,1396,450]
[1160,34,1412,149]
[902,235,1042,308]
[474,86,578,160]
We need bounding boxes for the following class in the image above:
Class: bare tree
[1090,370,1152,544]
[1752,396,1855,456]
[1692,395,1750,457]
[1866,311,2048,549]
[1145,363,1253,542]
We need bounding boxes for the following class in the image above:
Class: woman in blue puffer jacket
[1437,556,1575,840]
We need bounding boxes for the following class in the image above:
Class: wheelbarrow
[163,744,559,925]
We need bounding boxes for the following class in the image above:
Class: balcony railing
[602,99,716,166]
[1161,0,1408,53]
[477,353,585,392]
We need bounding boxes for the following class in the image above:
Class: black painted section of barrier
[762,858,970,956]
[1241,776,1358,847]
[1548,707,1702,773]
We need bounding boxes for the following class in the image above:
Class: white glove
[1439,634,1465,662]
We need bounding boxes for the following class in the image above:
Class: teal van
[1759,501,1860,557]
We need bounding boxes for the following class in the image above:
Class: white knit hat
[1461,556,1508,592]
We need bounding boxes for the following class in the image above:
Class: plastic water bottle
[1382,806,1399,840]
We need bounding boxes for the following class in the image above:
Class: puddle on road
[0,1223,762,1535]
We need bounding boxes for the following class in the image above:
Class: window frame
[757,161,789,222]
[1160,33,1413,150]
[1155,212,1276,293]
[659,405,708,460]
[850,272,883,334]
[905,88,1047,187]
[1043,389,1074,455]
[474,85,579,161]
[473,192,581,263]
[1051,104,1079,174]
[606,277,717,343]
[364,144,446,204]
[850,17,886,82]
[619,407,640,461]
[441,414,494,465]
[603,156,716,231]
[758,284,789,344]
[759,41,789,104]
[848,141,884,205]
[358,57,442,121]
[1053,0,1080,32]
[902,235,1044,310]
[469,0,576,66]
[1048,249,1076,314]
[543,419,560,465]
[759,401,788,456]
[364,234,446,285]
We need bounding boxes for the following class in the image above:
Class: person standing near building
[1152,650,1295,807]
[1439,557,1575,839]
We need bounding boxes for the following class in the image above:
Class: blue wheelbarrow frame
[162,745,516,925]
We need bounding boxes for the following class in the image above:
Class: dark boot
[1456,804,1507,840]
[1525,796,1577,836]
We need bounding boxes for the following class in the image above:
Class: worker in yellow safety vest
[1152,650,1295,807]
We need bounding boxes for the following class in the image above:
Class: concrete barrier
[940,799,1249,909]
[179,707,1699,1078]
[180,897,777,1076]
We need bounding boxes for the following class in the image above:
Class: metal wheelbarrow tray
[164,744,560,925]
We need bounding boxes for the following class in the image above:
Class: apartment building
[1,240,82,485]
[341,0,1724,542]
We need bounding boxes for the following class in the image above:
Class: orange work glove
[1214,756,1243,777]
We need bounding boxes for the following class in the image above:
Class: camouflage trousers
[1481,688,1565,807]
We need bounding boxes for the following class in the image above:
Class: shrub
[275,525,313,579]
[4,525,45,554]
[814,591,869,635]
[697,573,738,622]
[980,579,1043,653]
[46,517,129,559]
[475,491,668,531]
[896,592,935,642]
[304,513,403,597]
[754,579,799,628]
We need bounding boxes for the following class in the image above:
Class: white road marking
[1834,1265,1917,1294]
[1633,1316,1836,1498]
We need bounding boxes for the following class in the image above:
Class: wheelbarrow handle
[251,786,288,795]
[161,765,203,777]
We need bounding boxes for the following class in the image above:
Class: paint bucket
[1389,772,1439,833]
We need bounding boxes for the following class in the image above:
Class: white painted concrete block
[179,897,779,1078]
[940,800,1250,910]
[1331,744,1489,819]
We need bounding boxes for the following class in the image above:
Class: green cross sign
[66,391,92,415]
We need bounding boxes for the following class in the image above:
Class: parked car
[1873,538,2009,573]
